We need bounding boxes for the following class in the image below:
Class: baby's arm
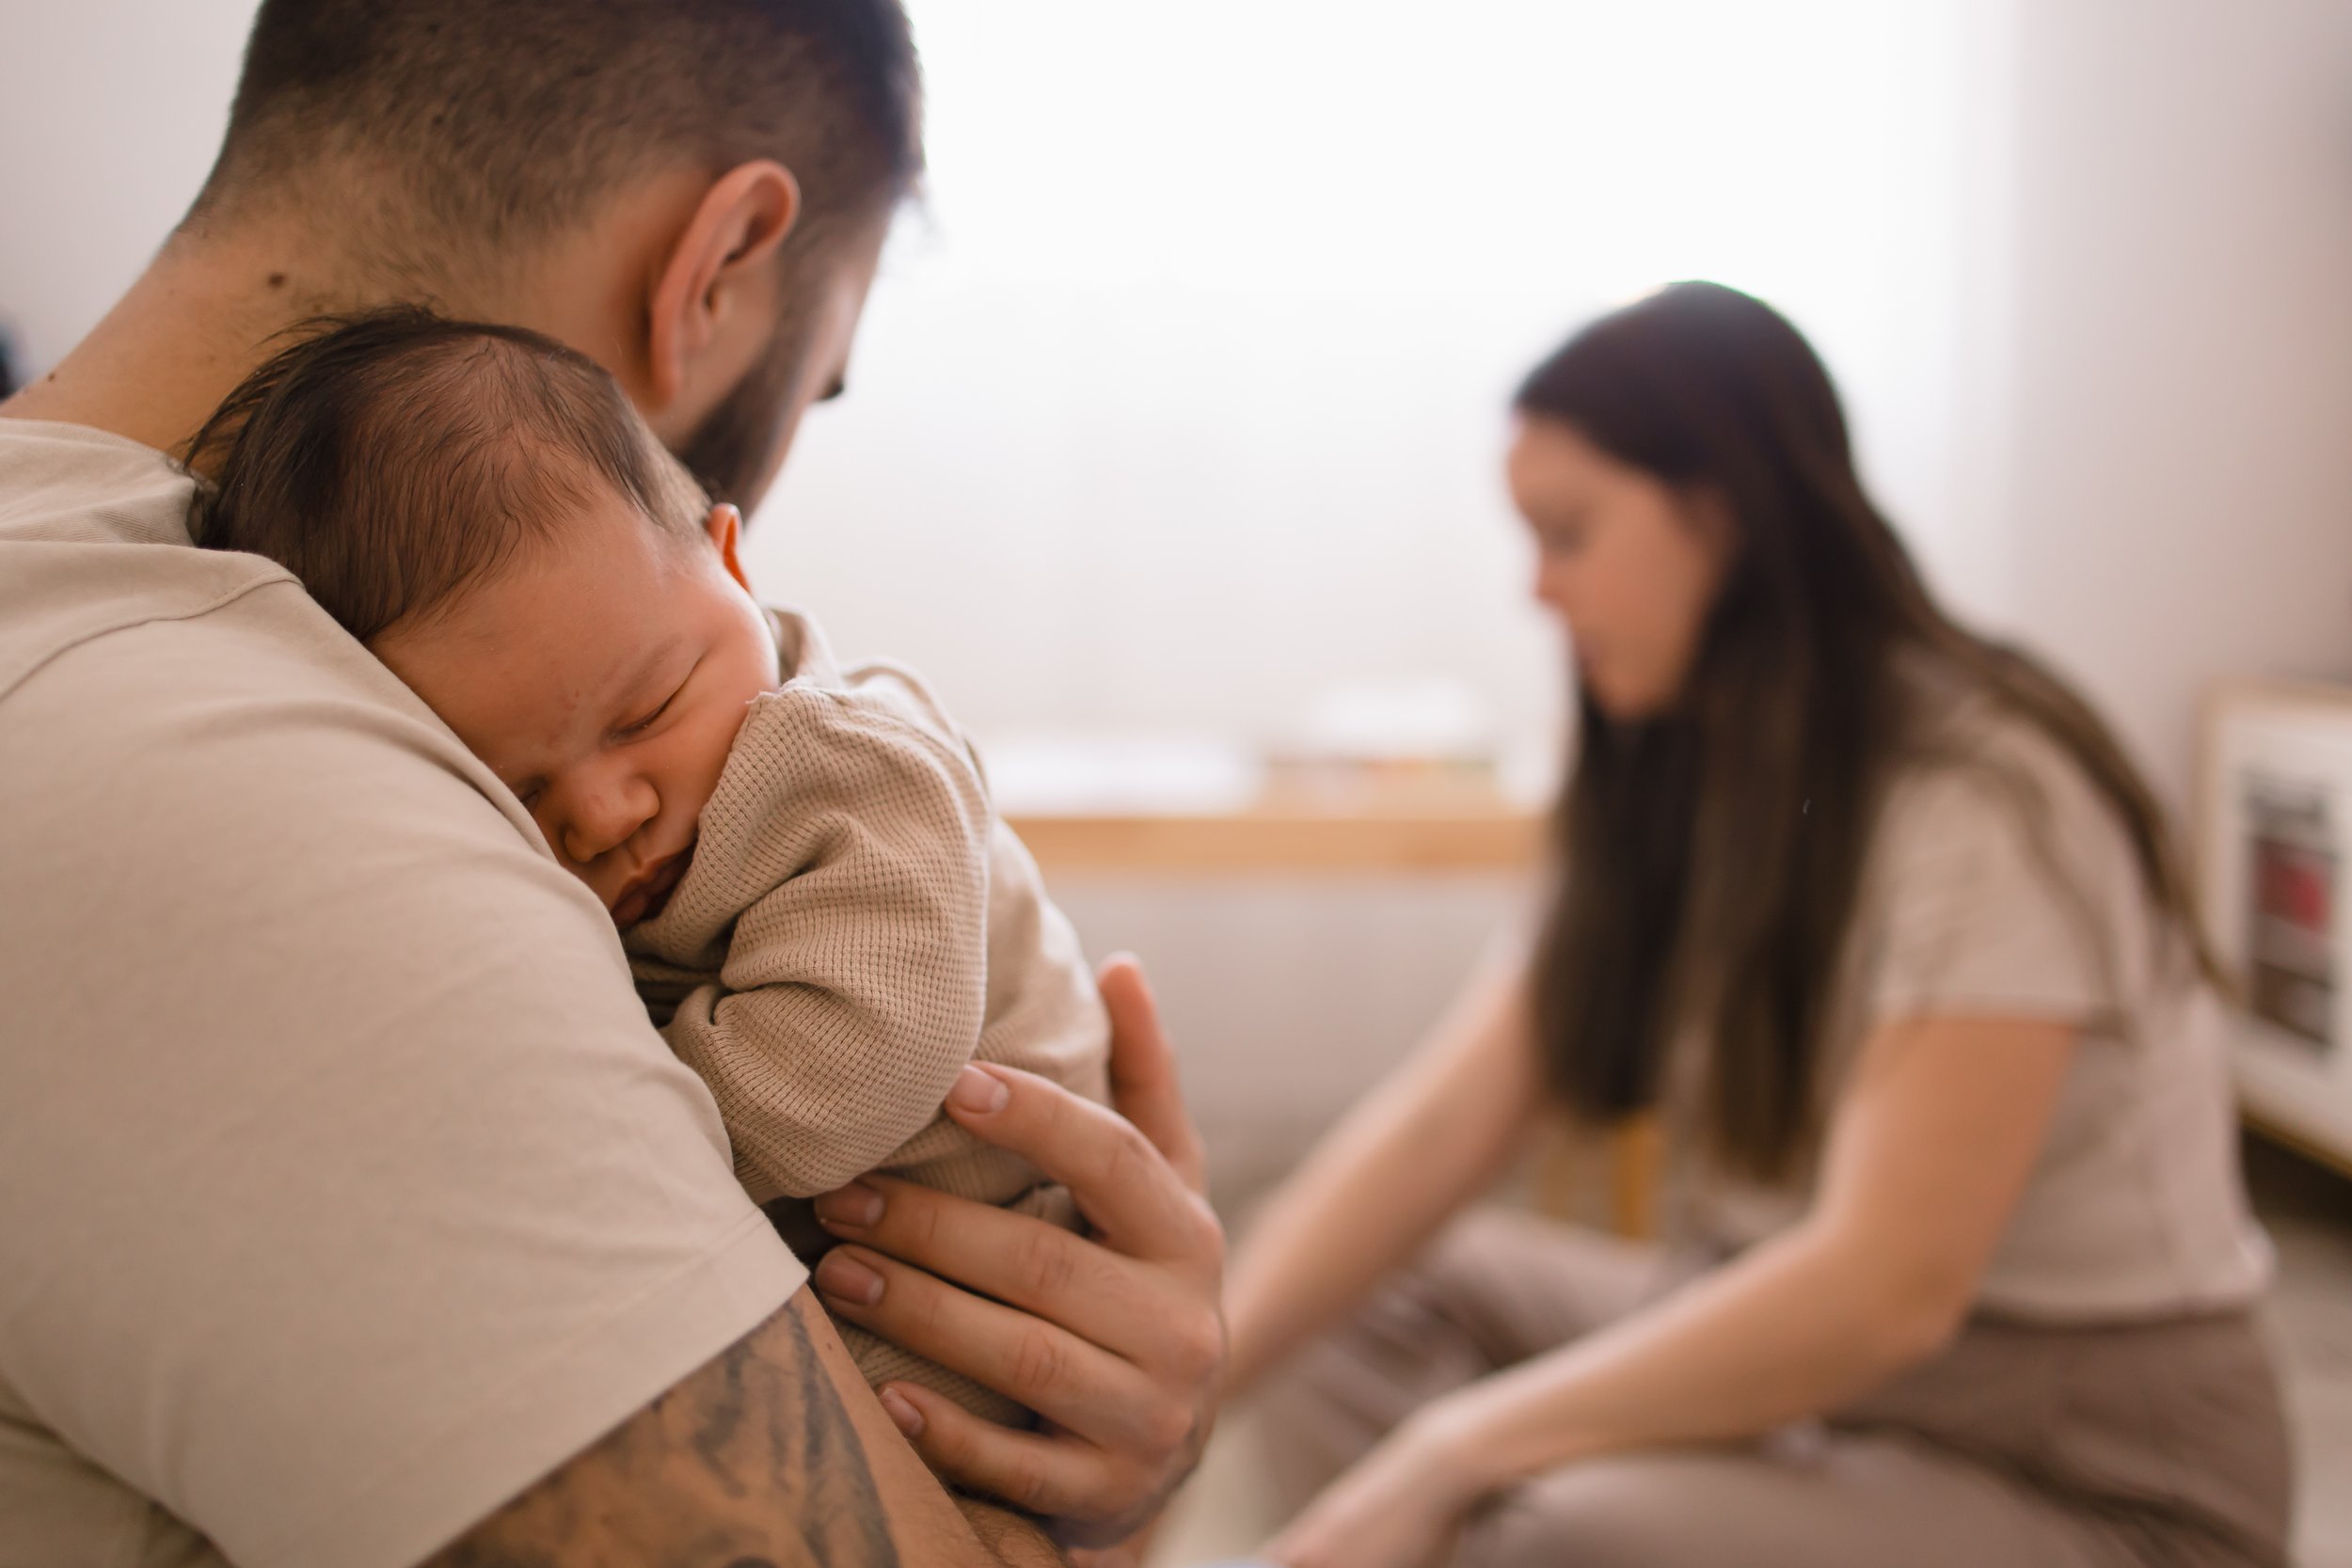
[655,684,993,1204]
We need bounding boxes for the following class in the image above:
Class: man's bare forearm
[427,1291,1057,1567]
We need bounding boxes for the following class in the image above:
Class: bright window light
[751,0,1991,753]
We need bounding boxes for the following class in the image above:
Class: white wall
[0,0,252,375]
[1993,0,2352,807]
[1051,872,1528,1208]
[756,0,1994,756]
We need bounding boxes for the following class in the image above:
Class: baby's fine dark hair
[187,306,709,641]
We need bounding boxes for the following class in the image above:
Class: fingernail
[947,1064,1009,1116]
[814,1181,884,1229]
[814,1251,884,1307]
[878,1386,926,1438]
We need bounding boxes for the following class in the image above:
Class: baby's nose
[560,775,660,865]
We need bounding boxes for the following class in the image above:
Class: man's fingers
[807,960,1227,1542]
[812,1243,1177,1449]
[938,1062,1221,1271]
[1096,954,1207,1196]
[883,1382,1166,1551]
[878,1380,1106,1521]
[815,1176,1204,1360]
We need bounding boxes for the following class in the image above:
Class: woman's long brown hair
[1523,282,2214,1179]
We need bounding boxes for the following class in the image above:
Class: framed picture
[2197,679,2352,1172]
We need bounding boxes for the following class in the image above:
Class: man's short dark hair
[193,0,922,262]
[188,307,709,642]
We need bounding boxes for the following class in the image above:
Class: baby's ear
[705,502,752,592]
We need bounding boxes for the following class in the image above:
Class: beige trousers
[1255,1208,2292,1568]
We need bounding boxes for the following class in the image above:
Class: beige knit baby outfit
[627,609,1110,1424]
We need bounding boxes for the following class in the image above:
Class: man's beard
[675,315,807,509]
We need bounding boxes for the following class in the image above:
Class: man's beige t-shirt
[0,421,806,1568]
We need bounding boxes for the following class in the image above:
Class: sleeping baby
[187,307,1109,1425]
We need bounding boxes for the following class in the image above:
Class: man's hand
[809,955,1226,1547]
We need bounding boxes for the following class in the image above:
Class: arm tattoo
[427,1304,899,1568]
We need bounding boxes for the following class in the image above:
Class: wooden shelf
[2243,1103,2352,1183]
[1006,804,1544,876]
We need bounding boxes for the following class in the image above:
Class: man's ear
[705,502,753,593]
[644,161,802,413]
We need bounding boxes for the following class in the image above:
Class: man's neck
[1,220,477,466]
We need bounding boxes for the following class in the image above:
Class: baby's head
[191,308,781,928]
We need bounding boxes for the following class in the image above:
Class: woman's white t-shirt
[1671,673,2272,1321]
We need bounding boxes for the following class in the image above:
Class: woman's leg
[1253,1213,2127,1568]
[1459,1433,2133,1568]
[1255,1204,2288,1568]
[1250,1206,1676,1513]
[1450,1310,2290,1568]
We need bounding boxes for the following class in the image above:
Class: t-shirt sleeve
[1867,739,2134,1028]
[0,596,805,1568]
[652,683,994,1203]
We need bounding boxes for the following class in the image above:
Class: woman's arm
[1224,958,1549,1402]
[1268,1012,2076,1568]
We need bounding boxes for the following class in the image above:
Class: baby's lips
[612,842,694,929]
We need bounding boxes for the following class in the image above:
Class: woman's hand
[1263,1412,1484,1568]
[808,956,1225,1547]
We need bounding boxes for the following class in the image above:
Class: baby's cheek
[672,711,747,828]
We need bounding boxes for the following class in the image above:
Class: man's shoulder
[0,417,298,704]
[0,414,508,800]
[0,417,193,547]
[0,413,596,1015]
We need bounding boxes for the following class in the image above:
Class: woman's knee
[1249,1212,1558,1508]
[1454,1456,1746,1568]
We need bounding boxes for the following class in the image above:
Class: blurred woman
[1224,282,2289,1568]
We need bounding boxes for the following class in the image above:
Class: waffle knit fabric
[628,609,1110,1424]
